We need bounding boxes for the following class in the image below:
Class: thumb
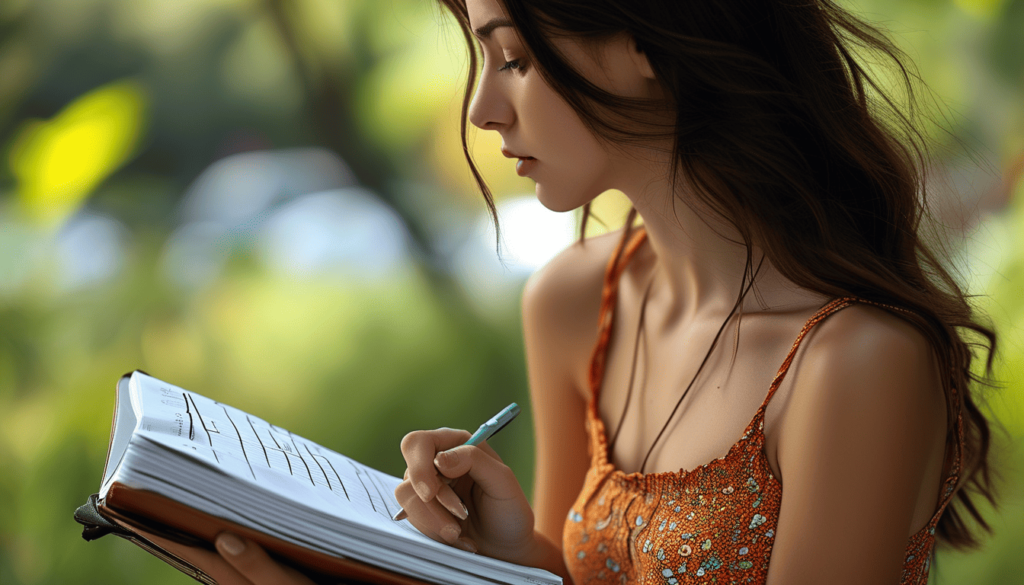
[433,445,520,500]
[215,532,317,584]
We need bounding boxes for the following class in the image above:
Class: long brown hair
[436,0,1002,550]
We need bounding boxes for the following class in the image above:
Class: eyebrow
[472,17,514,39]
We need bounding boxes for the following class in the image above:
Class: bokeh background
[0,0,1022,583]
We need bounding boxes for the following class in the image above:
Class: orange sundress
[562,227,963,584]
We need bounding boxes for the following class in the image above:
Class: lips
[501,147,534,160]
[515,156,537,177]
[501,146,536,176]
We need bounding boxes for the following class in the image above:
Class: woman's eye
[497,59,523,74]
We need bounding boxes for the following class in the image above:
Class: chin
[535,184,597,214]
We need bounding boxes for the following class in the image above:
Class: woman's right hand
[395,428,537,564]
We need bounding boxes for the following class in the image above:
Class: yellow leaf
[8,79,147,226]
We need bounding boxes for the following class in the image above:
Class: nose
[468,65,513,131]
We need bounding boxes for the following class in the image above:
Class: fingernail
[434,449,457,468]
[440,524,460,544]
[447,501,468,520]
[454,538,478,554]
[217,533,245,556]
[414,481,432,501]
[392,509,408,521]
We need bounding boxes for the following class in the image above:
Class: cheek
[520,79,610,209]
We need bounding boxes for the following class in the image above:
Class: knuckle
[467,446,490,467]
[400,431,422,452]
[497,462,515,481]
[438,427,471,442]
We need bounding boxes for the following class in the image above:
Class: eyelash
[498,59,523,74]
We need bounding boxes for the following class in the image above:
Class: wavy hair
[435,0,1002,550]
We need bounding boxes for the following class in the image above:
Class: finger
[391,482,409,521]
[424,505,478,553]
[455,536,478,554]
[400,428,471,502]
[216,532,317,585]
[395,479,465,547]
[131,528,251,585]
[433,445,519,500]
[394,477,416,513]
[471,440,505,464]
[393,478,421,523]
[394,470,461,522]
[403,466,448,486]
[434,481,469,520]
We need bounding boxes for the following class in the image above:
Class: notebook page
[122,372,414,530]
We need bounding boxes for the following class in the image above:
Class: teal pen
[464,403,521,446]
[392,403,521,521]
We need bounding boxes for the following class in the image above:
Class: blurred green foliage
[0,0,1022,584]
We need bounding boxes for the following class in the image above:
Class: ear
[627,35,656,80]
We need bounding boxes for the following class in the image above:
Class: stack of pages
[94,371,560,585]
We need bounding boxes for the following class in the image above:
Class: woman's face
[465,0,659,212]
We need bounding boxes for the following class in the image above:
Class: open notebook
[77,371,561,585]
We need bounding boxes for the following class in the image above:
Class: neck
[609,154,827,326]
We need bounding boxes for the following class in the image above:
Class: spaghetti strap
[588,227,649,398]
[926,408,964,530]
[753,297,858,417]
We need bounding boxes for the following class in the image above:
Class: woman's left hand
[129,526,323,585]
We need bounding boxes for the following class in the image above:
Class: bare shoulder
[522,229,631,543]
[778,299,947,479]
[809,302,943,391]
[786,299,946,428]
[522,227,625,317]
[766,301,950,581]
[521,228,627,392]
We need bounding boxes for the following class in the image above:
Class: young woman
[143,0,1000,583]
